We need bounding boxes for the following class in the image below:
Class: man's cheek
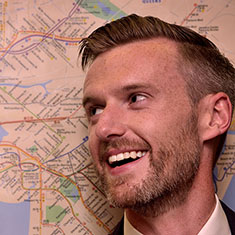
[88,141,100,167]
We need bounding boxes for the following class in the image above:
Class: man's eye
[90,107,103,116]
[130,94,146,103]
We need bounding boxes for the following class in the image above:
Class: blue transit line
[24,165,39,172]
[44,136,89,164]
[0,137,88,172]
[0,150,40,172]
[214,160,235,182]
[0,151,38,172]
[0,136,88,173]
[0,151,19,159]
[0,34,82,56]
[0,80,52,97]
[0,151,22,170]
[0,1,82,61]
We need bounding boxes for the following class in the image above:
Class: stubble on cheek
[92,110,201,217]
[93,162,138,207]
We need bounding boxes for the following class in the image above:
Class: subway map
[0,0,234,234]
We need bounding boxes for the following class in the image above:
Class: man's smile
[108,150,147,167]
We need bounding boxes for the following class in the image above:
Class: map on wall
[0,0,234,234]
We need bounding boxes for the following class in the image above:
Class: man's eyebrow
[82,83,152,107]
[121,83,150,91]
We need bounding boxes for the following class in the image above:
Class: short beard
[96,111,200,217]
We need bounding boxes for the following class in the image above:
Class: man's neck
[126,175,216,235]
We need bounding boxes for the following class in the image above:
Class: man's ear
[198,92,232,142]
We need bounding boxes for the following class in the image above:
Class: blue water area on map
[0,126,8,141]
[221,131,235,211]
[71,186,79,202]
[0,80,52,97]
[227,130,235,135]
[223,175,235,211]
[97,1,125,18]
[0,200,30,235]
[97,1,115,15]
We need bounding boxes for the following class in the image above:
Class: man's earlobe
[199,92,232,142]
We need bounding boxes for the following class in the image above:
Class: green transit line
[0,164,17,173]
[0,86,66,162]
[0,86,64,140]
[42,140,65,163]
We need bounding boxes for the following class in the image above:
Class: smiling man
[79,14,235,235]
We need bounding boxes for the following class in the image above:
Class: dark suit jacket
[111,216,124,235]
[221,201,235,235]
[111,202,235,235]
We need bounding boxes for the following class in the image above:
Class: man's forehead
[83,38,180,88]
[100,38,178,60]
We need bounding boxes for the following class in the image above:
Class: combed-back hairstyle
[79,14,217,69]
[79,14,235,164]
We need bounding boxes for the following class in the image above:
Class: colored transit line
[0,140,111,233]
[0,0,82,61]
[0,30,82,59]
[180,3,198,26]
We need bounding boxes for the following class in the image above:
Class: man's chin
[106,186,139,208]
[100,176,139,207]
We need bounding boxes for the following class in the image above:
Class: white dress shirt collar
[124,195,231,235]
[198,194,231,235]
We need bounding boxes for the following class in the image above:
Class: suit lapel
[221,201,235,235]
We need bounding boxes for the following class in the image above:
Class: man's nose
[95,105,126,141]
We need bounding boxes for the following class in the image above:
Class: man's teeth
[108,151,146,165]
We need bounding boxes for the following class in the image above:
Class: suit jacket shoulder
[110,217,124,235]
[221,201,235,235]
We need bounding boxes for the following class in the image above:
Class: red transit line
[180,3,198,26]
